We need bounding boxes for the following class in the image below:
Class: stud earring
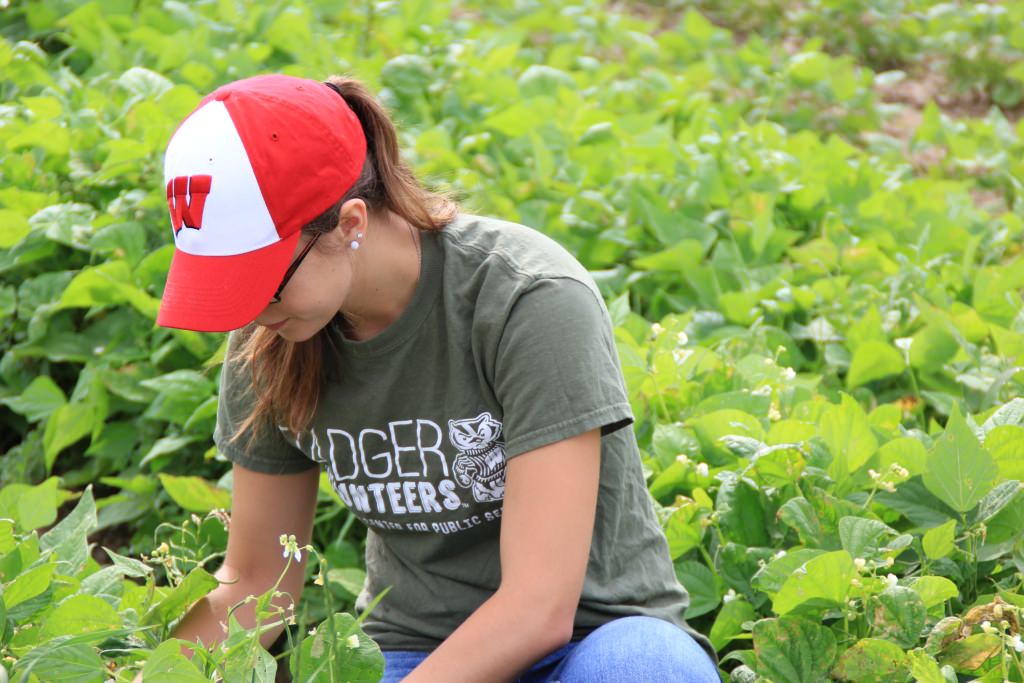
[350,240,360,250]
[356,232,364,239]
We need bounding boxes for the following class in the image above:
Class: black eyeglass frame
[270,232,322,304]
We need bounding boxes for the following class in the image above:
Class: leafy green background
[1,0,1023,681]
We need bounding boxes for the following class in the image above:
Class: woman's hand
[130,463,319,679]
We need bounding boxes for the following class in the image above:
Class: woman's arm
[402,428,601,683]
[135,462,320,679]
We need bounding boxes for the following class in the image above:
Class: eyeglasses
[270,232,322,304]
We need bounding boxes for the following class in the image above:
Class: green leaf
[922,404,998,513]
[0,476,60,531]
[690,409,764,465]
[7,121,71,157]
[831,638,909,682]
[909,325,959,370]
[631,239,704,273]
[715,474,771,547]
[983,494,1024,557]
[59,260,160,317]
[869,586,926,649]
[987,425,1024,480]
[14,640,105,683]
[907,650,952,683]
[909,576,959,610]
[876,437,928,477]
[0,519,14,555]
[326,567,368,599]
[482,101,552,138]
[118,66,174,99]
[821,394,878,482]
[158,474,232,513]
[4,561,55,608]
[43,402,95,472]
[39,485,97,576]
[142,567,219,626]
[39,595,121,641]
[0,208,30,247]
[675,560,722,618]
[751,548,824,595]
[773,550,855,616]
[661,502,702,558]
[922,519,957,560]
[380,54,434,97]
[0,375,66,422]
[29,202,96,248]
[972,480,1022,524]
[710,598,756,652]
[141,639,208,683]
[939,633,1001,673]
[103,547,154,578]
[982,398,1024,432]
[753,617,837,683]
[291,612,384,683]
[839,517,896,561]
[138,369,216,400]
[847,341,905,388]
[787,51,831,84]
[517,65,576,98]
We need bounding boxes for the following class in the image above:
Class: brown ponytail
[229,74,459,449]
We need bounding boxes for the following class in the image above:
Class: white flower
[768,405,782,422]
[890,463,910,479]
[854,557,866,572]
[346,634,361,649]
[675,453,691,466]
[1010,634,1024,652]
[981,620,996,635]
[885,573,898,588]
[279,533,302,562]
[651,323,665,337]
[695,463,709,477]
[782,367,796,381]
[774,550,787,559]
[868,469,881,481]
[723,589,737,604]
[676,331,689,346]
[884,556,895,568]
[894,337,913,353]
[672,348,693,366]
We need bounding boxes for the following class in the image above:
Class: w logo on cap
[166,175,213,235]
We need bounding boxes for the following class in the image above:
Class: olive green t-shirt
[213,213,714,661]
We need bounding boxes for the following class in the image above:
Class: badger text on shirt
[288,411,507,534]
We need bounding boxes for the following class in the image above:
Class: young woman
[152,73,719,682]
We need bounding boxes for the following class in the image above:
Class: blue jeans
[379,616,720,682]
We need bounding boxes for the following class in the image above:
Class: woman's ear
[337,198,368,241]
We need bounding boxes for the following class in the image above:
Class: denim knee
[550,616,719,683]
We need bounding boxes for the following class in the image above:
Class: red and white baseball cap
[156,74,366,332]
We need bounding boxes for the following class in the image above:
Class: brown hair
[228,75,458,448]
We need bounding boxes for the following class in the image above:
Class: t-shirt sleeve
[212,330,319,475]
[493,277,634,460]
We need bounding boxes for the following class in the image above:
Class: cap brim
[156,230,302,332]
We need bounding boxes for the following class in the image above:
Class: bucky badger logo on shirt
[449,412,506,503]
